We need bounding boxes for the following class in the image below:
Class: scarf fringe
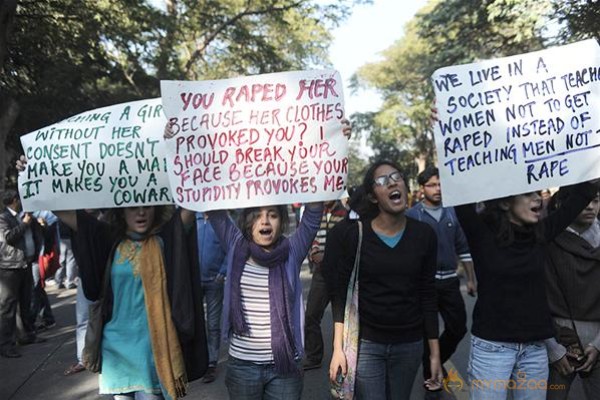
[273,350,301,376]
[175,376,187,398]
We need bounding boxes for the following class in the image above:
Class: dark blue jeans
[30,262,54,326]
[355,338,423,400]
[202,279,224,367]
[225,357,303,400]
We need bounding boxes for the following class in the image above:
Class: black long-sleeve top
[455,182,598,343]
[327,218,439,343]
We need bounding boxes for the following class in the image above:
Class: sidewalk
[0,286,106,400]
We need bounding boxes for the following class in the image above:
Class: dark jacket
[546,227,600,321]
[406,203,471,273]
[0,208,44,269]
[72,209,208,381]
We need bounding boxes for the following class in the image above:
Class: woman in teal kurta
[100,241,162,397]
[15,156,208,400]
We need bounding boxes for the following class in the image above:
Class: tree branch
[0,0,17,69]
[184,1,303,77]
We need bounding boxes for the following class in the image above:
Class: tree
[0,0,18,188]
[346,139,367,189]
[553,0,600,42]
[0,0,368,188]
[353,0,554,174]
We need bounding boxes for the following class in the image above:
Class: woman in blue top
[18,153,208,400]
[54,205,207,400]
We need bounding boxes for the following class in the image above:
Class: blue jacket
[406,203,471,274]
[196,212,227,282]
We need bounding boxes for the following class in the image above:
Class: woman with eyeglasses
[326,160,443,399]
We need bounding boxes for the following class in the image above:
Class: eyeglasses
[373,171,404,187]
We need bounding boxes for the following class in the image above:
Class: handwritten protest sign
[432,39,600,206]
[18,98,172,212]
[161,69,347,212]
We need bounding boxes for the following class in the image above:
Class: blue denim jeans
[75,285,92,363]
[30,262,54,325]
[56,238,78,285]
[113,392,163,400]
[225,357,303,400]
[202,279,224,367]
[355,338,423,400]
[468,335,549,400]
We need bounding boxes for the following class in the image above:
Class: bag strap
[547,252,583,348]
[349,221,363,286]
[343,221,363,311]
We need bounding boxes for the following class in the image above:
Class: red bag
[38,236,61,286]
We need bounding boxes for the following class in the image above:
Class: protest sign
[432,39,600,206]
[161,69,348,212]
[19,98,172,211]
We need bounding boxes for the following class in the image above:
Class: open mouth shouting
[529,203,543,220]
[259,227,273,237]
[389,190,403,204]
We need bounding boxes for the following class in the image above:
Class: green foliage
[168,0,359,80]
[354,0,570,172]
[1,0,366,160]
[355,0,600,174]
[553,0,600,42]
[4,0,163,140]
[346,139,367,189]
[0,0,372,188]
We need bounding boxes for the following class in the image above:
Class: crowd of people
[1,120,600,400]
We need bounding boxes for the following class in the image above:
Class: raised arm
[206,210,242,250]
[71,210,115,301]
[544,182,599,241]
[288,202,323,271]
[179,209,195,228]
[454,203,485,239]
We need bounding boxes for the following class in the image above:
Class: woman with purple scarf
[207,203,322,399]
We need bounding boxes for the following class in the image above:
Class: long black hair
[481,195,544,247]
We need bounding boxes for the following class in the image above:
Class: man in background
[406,167,476,380]
[197,212,227,383]
[0,190,46,358]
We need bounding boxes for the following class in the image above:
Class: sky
[327,0,429,116]
[150,0,428,115]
